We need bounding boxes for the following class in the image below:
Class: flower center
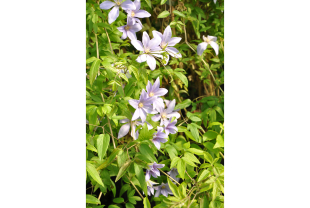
[205,37,211,43]
[162,185,166,189]
[125,25,130,31]
[145,48,150,53]
[138,102,144,108]
[160,42,167,49]
[161,113,167,119]
[131,11,135,17]
[149,92,154,97]
[116,1,121,6]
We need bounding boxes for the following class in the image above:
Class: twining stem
[127,176,144,199]
[182,19,224,94]
[98,192,102,201]
[159,169,180,185]
[104,28,114,54]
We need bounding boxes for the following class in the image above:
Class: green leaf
[113,198,124,203]
[158,11,170,18]
[138,123,155,141]
[97,148,121,170]
[128,65,139,81]
[171,157,181,168]
[213,135,224,149]
[119,72,129,83]
[204,152,213,164]
[89,59,100,86]
[108,205,120,208]
[174,99,192,110]
[86,194,101,204]
[160,0,168,5]
[115,160,132,182]
[173,10,185,17]
[184,152,200,164]
[86,57,97,64]
[187,123,200,142]
[126,203,135,208]
[86,145,97,153]
[143,197,151,208]
[86,162,104,186]
[174,72,188,87]
[139,143,158,163]
[167,178,179,198]
[203,130,218,141]
[144,0,152,8]
[187,148,204,155]
[198,169,210,182]
[102,104,112,115]
[134,163,147,195]
[177,159,186,178]
[119,184,130,197]
[97,134,110,160]
[213,106,224,118]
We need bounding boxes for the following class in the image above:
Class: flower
[100,0,136,24]
[152,25,182,60]
[167,168,180,182]
[117,118,153,139]
[117,17,142,40]
[128,89,157,122]
[146,77,168,109]
[145,162,165,181]
[152,127,168,150]
[145,179,158,196]
[154,183,173,197]
[126,0,151,26]
[152,99,180,126]
[163,119,178,135]
[197,35,219,56]
[131,32,163,70]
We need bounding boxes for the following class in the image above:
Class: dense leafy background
[86,0,224,207]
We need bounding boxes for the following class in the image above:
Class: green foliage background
[86,0,224,207]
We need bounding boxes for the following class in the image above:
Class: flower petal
[208,35,217,42]
[166,99,176,113]
[108,6,119,24]
[134,0,141,10]
[130,23,142,32]
[134,10,151,18]
[127,30,136,40]
[136,54,147,62]
[118,123,130,139]
[152,31,163,41]
[153,88,168,97]
[209,41,219,56]
[154,188,161,197]
[152,139,161,150]
[167,37,182,46]
[128,99,139,108]
[120,31,128,39]
[163,25,172,43]
[167,112,180,119]
[140,108,147,122]
[100,1,116,10]
[166,47,182,58]
[119,118,129,123]
[197,42,208,56]
[152,114,161,122]
[148,37,161,51]
[146,80,152,94]
[146,55,157,70]
[121,0,136,10]
[132,108,141,121]
[142,31,150,48]
[131,40,144,51]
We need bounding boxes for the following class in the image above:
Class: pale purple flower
[152,99,180,126]
[100,0,136,24]
[126,0,151,26]
[131,32,163,70]
[154,183,173,197]
[117,118,152,139]
[128,89,157,122]
[152,127,168,150]
[146,77,168,98]
[167,168,180,182]
[117,17,142,40]
[163,119,178,135]
[152,25,182,59]
[197,35,219,56]
[145,162,165,181]
[145,179,158,196]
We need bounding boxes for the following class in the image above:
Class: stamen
[116,1,121,6]
[125,25,130,31]
[162,185,166,189]
[149,92,154,97]
[138,103,144,108]
[161,113,167,119]
[145,48,150,53]
[131,11,135,17]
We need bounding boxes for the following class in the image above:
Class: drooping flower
[131,32,163,70]
[197,35,219,56]
[100,0,136,24]
[152,127,168,150]
[117,17,142,40]
[154,183,173,197]
[126,0,151,26]
[145,162,165,181]
[152,25,182,60]
[152,99,180,126]
[145,179,158,196]
[163,119,178,135]
[167,168,180,182]
[128,89,157,122]
[117,118,153,139]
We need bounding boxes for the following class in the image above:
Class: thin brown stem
[159,169,180,185]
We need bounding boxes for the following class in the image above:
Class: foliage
[86,0,224,207]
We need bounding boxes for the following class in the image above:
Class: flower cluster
[117,77,181,197]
